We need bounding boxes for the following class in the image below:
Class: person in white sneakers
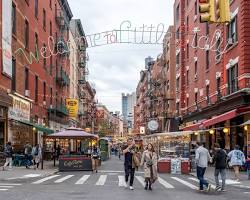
[3,142,13,171]
[195,142,212,192]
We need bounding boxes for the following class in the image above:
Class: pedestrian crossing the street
[0,183,22,192]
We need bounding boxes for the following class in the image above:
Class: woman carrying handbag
[140,143,158,190]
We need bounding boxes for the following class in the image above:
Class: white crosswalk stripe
[158,177,174,189]
[55,175,74,183]
[32,175,60,184]
[75,175,90,185]
[0,183,22,192]
[96,175,107,185]
[171,177,198,190]
[118,176,126,187]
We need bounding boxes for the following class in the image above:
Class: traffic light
[199,0,215,23]
[216,0,231,23]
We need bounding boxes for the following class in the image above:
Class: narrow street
[0,156,249,200]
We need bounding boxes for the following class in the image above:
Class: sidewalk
[0,161,58,181]
[190,167,250,186]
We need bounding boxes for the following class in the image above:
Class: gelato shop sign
[9,95,30,121]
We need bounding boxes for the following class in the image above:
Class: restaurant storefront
[0,88,13,164]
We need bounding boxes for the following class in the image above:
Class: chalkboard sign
[59,156,92,171]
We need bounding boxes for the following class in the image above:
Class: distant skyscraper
[122,92,136,129]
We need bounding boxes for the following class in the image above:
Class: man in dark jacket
[123,138,136,190]
[213,143,227,191]
[3,142,13,171]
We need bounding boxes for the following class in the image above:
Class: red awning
[203,109,237,127]
[182,122,203,131]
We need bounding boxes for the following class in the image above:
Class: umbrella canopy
[45,127,98,140]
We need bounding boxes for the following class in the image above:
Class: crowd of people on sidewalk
[2,142,42,171]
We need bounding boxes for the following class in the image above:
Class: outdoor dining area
[42,127,99,171]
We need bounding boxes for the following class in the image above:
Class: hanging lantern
[194,132,199,136]
[209,129,215,135]
[223,128,229,134]
[244,125,248,131]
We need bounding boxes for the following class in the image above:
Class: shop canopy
[241,120,250,126]
[20,120,54,134]
[143,131,193,139]
[45,127,98,140]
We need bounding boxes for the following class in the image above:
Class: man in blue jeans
[195,142,212,191]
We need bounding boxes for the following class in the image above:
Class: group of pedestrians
[195,142,246,192]
[122,138,158,191]
[2,142,42,171]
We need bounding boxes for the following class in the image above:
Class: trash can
[171,158,181,174]
[181,158,190,174]
[158,159,171,173]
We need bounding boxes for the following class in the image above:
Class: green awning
[19,120,54,134]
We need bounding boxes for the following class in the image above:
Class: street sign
[148,120,159,131]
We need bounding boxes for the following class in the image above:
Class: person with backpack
[32,144,42,169]
[24,142,33,169]
[228,145,246,181]
[3,142,13,171]
[213,143,227,192]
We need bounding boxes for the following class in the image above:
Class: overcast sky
[68,0,174,112]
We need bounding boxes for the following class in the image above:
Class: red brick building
[174,0,250,152]
[0,0,73,151]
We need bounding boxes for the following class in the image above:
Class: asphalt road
[0,156,249,200]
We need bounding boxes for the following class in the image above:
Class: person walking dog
[140,143,158,190]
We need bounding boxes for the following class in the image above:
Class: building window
[35,33,39,52]
[25,68,29,90]
[186,70,189,86]
[24,19,29,49]
[176,102,180,115]
[43,9,46,31]
[195,61,198,77]
[206,85,210,104]
[12,3,16,35]
[43,44,46,68]
[35,0,38,18]
[227,64,238,94]
[43,82,46,101]
[176,77,180,92]
[195,33,198,47]
[206,50,209,70]
[49,0,52,9]
[227,15,238,45]
[12,59,16,91]
[176,52,180,65]
[50,87,53,105]
[176,4,180,22]
[195,92,198,106]
[35,76,38,103]
[176,28,180,40]
[186,16,189,32]
[186,43,189,59]
[217,77,221,100]
[195,0,198,15]
[167,80,170,91]
[50,21,52,36]
[25,0,29,5]
[50,56,53,75]
[216,37,221,61]
[206,22,209,35]
[186,97,189,109]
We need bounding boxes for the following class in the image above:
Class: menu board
[59,156,92,171]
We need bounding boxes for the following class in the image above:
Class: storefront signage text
[9,95,30,121]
